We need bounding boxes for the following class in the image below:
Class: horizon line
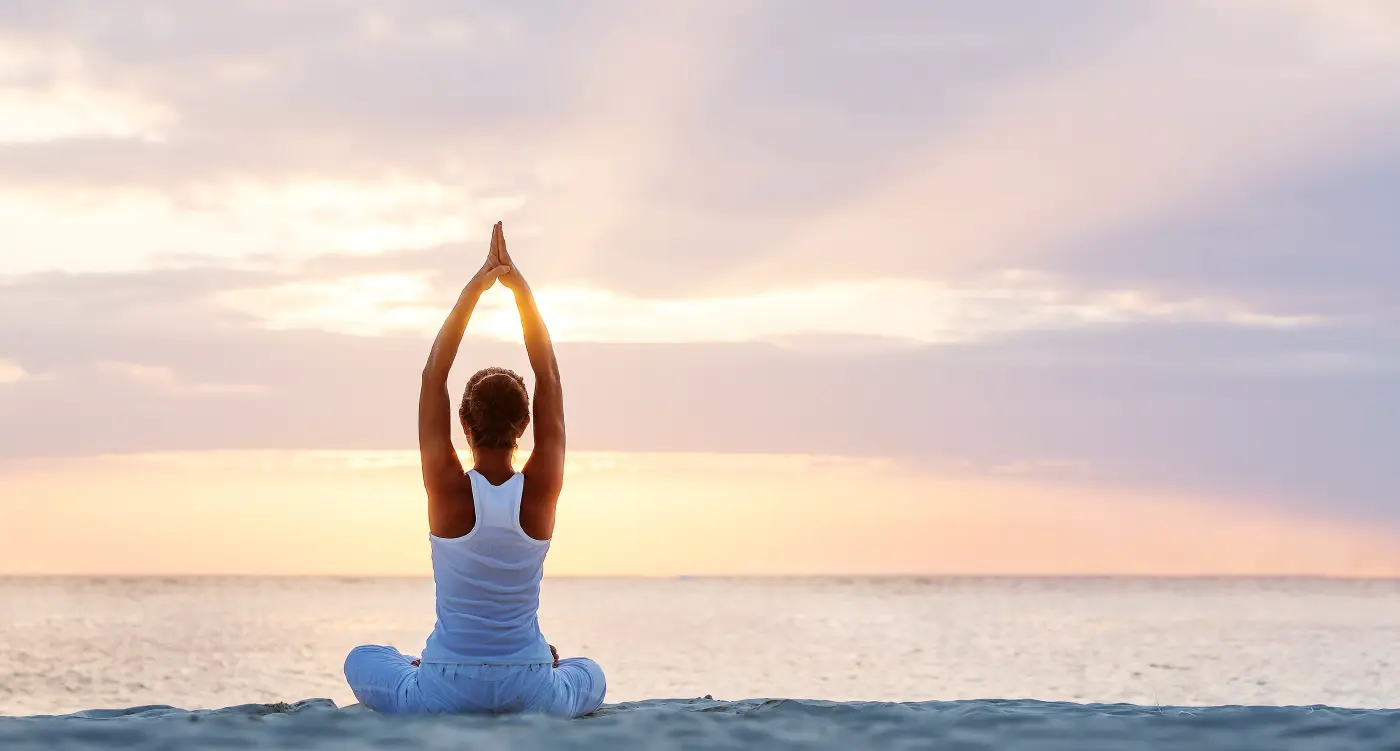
[3,573,1399,582]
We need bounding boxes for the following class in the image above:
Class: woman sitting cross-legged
[343,221,605,718]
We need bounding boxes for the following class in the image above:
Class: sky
[1,0,1399,576]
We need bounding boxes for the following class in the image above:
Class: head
[460,367,530,452]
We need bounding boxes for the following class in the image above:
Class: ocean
[3,576,1398,749]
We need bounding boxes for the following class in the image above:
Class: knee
[559,657,607,714]
[586,660,608,702]
[343,644,390,678]
[580,657,606,683]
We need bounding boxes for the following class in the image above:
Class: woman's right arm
[420,225,509,524]
[496,228,566,510]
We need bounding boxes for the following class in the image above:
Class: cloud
[0,2,1396,539]
[0,264,1397,530]
[0,36,175,144]
[97,361,265,395]
[0,180,527,274]
[214,270,1321,343]
[0,359,31,384]
[0,87,172,144]
[737,2,1400,289]
[1043,157,1400,320]
[0,0,1395,301]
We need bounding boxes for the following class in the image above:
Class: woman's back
[421,470,553,665]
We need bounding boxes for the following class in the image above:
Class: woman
[343,222,606,718]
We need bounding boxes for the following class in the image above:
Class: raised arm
[419,224,510,508]
[495,228,566,509]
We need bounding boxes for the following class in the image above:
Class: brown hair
[459,367,530,450]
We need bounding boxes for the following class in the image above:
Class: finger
[497,223,513,264]
[490,222,503,264]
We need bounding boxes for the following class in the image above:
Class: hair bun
[460,368,530,450]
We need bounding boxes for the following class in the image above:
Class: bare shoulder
[518,467,562,541]
[427,472,477,539]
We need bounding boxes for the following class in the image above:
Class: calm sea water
[2,577,1397,716]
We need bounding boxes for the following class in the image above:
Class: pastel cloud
[1,264,1395,530]
[0,181,525,274]
[0,0,1394,301]
[97,361,265,396]
[0,37,174,144]
[0,0,1396,567]
[0,359,30,384]
[215,272,1319,343]
[749,0,1400,285]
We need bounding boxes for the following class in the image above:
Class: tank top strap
[467,470,526,531]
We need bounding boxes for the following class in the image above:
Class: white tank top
[420,470,553,665]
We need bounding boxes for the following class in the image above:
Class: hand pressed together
[465,221,528,296]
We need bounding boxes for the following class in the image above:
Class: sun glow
[2,451,1397,578]
[213,273,1319,345]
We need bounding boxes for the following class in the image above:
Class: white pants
[343,645,607,718]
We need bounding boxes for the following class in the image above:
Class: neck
[471,448,516,482]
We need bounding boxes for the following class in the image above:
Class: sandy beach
[7,697,1399,750]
